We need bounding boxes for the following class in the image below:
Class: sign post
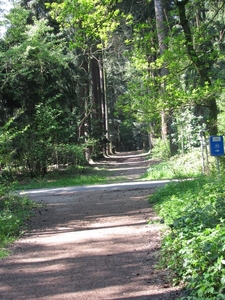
[209,136,224,177]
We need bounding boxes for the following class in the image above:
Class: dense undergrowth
[147,143,225,299]
[149,178,225,299]
[0,181,38,258]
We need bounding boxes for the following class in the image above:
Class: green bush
[149,178,225,299]
[0,178,36,256]
[0,195,34,241]
[150,138,171,160]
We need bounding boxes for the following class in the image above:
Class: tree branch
[175,0,211,85]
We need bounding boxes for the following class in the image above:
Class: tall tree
[174,0,219,135]
[154,0,168,142]
[0,8,86,176]
[48,0,123,157]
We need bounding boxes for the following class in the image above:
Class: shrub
[149,178,225,299]
[150,138,170,160]
[0,177,37,256]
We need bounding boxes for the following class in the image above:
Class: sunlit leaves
[3,7,29,43]
[47,0,125,49]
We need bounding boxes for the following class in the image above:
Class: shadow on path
[0,151,183,300]
[90,150,160,181]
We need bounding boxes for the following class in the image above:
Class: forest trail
[0,151,182,300]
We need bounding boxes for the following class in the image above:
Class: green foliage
[172,108,205,154]
[0,180,36,257]
[120,0,225,140]
[2,0,225,172]
[218,89,225,135]
[0,10,96,176]
[150,138,170,160]
[48,0,127,49]
[0,114,27,169]
[149,177,225,299]
[3,7,30,43]
[146,148,207,180]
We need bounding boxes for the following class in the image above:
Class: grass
[13,166,126,190]
[143,149,211,180]
[10,148,205,191]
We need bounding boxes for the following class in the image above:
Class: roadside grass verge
[143,150,205,180]
[14,166,125,190]
[0,183,38,258]
[149,177,225,299]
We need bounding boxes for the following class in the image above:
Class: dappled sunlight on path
[91,150,160,181]
[0,151,182,300]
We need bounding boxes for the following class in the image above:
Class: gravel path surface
[0,151,182,300]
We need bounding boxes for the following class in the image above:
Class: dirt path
[0,151,182,300]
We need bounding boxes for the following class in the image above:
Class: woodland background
[1,2,225,298]
[0,0,225,177]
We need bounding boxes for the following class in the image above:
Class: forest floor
[0,151,183,300]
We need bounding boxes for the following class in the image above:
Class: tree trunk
[90,54,105,158]
[76,54,91,161]
[154,0,178,155]
[175,0,218,135]
[77,55,89,140]
[100,54,109,156]
[154,0,168,140]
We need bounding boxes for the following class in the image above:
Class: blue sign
[209,136,224,156]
